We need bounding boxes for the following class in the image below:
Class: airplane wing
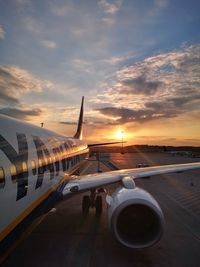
[62,162,200,195]
[88,141,123,147]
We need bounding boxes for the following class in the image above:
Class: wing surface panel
[62,162,200,195]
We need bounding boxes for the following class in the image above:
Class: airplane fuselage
[0,115,89,243]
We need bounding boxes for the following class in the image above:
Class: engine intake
[107,187,164,248]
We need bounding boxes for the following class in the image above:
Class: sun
[116,130,125,140]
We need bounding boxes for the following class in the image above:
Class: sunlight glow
[116,130,124,140]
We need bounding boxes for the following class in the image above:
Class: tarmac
[1,152,200,267]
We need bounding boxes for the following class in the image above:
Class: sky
[0,0,200,146]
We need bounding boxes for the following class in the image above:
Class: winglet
[74,96,84,139]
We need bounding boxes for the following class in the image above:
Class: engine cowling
[106,186,164,249]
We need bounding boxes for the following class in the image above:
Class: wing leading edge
[62,162,200,195]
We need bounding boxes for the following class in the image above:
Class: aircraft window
[48,157,52,164]
[66,158,70,170]
[0,167,5,188]
[31,160,37,175]
[58,152,61,160]
[71,157,74,167]
[22,162,28,172]
[59,146,63,158]
[57,152,61,161]
[10,164,17,176]
[62,149,66,158]
[38,159,43,174]
[63,143,70,153]
[44,157,48,165]
[38,159,42,167]
[10,164,17,181]
[54,153,58,161]
[52,147,60,174]
[41,158,47,172]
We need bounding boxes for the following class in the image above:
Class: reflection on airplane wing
[62,162,200,195]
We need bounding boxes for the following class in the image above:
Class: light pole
[121,131,124,154]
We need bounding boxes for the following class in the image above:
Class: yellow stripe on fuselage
[0,177,66,241]
[0,163,82,242]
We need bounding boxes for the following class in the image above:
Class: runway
[2,152,200,267]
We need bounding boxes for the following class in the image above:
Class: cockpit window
[0,167,5,188]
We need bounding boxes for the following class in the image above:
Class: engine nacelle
[106,186,164,249]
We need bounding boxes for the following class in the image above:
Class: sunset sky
[0,0,200,146]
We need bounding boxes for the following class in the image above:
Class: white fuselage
[0,115,89,242]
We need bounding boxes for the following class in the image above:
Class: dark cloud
[184,138,200,142]
[168,95,200,107]
[0,67,20,104]
[119,75,163,95]
[145,101,164,110]
[145,92,200,113]
[0,25,5,40]
[145,100,179,115]
[60,121,77,125]
[97,106,176,124]
[0,66,27,96]
[0,65,53,105]
[162,138,177,142]
[96,45,200,126]
[0,91,19,105]
[0,107,42,120]
[60,119,94,125]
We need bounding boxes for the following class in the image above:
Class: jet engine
[106,186,164,249]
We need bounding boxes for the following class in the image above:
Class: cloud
[120,74,163,95]
[184,138,200,142]
[97,106,176,124]
[60,121,77,125]
[93,44,200,124]
[0,26,5,40]
[98,0,122,15]
[144,94,200,111]
[41,40,57,49]
[0,107,42,120]
[0,65,54,105]
[24,17,44,33]
[0,92,19,105]
[49,1,71,16]
[149,0,169,16]
[103,52,136,66]
[98,0,122,25]
[72,58,91,68]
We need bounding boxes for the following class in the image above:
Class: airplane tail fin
[74,96,84,140]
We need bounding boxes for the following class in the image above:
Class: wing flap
[62,162,200,196]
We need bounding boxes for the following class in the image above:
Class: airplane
[0,96,200,255]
